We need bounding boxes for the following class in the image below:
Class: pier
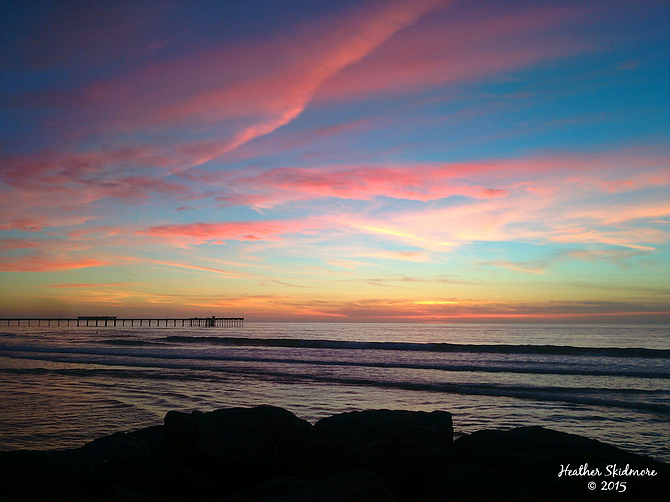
[0,316,243,328]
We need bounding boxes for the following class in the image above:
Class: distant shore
[1,405,667,502]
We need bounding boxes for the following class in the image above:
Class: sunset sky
[1,0,669,322]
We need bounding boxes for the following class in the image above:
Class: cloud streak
[2,0,668,321]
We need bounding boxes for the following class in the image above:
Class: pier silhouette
[1,316,243,327]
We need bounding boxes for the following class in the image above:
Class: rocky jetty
[0,405,667,501]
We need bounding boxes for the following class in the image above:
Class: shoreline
[1,405,667,501]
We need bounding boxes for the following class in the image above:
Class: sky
[1,0,669,322]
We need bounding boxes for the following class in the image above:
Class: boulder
[0,426,167,502]
[451,426,670,501]
[455,426,665,475]
[78,425,165,464]
[315,409,453,453]
[2,409,668,502]
[223,470,395,502]
[164,405,337,497]
[315,410,455,501]
[222,476,313,502]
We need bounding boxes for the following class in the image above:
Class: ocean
[1,323,668,462]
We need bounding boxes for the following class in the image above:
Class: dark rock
[224,471,395,502]
[78,425,164,464]
[1,408,667,502]
[0,425,167,502]
[432,462,527,502]
[315,410,455,501]
[164,405,337,497]
[222,476,314,502]
[315,410,453,451]
[0,450,86,501]
[452,426,670,501]
[275,470,395,502]
[454,426,667,475]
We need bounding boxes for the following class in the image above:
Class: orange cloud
[0,255,106,272]
[47,282,135,288]
[138,259,243,278]
[204,295,670,323]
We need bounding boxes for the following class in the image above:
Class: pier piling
[1,316,244,328]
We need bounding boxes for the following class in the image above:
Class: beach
[1,323,668,463]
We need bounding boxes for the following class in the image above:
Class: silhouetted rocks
[314,410,455,500]
[222,470,394,502]
[0,405,667,502]
[450,426,669,501]
[163,406,338,499]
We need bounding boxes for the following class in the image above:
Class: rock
[0,450,83,501]
[223,471,395,502]
[77,426,166,502]
[275,470,395,502]
[314,409,453,457]
[452,426,670,501]
[314,410,455,501]
[222,476,313,502]
[0,425,168,502]
[78,425,164,464]
[1,408,668,502]
[0,427,168,502]
[164,405,337,497]
[455,426,666,474]
[433,462,527,502]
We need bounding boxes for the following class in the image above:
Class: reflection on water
[0,323,669,462]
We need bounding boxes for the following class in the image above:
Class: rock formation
[0,406,666,501]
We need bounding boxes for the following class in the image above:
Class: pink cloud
[0,220,44,232]
[139,218,326,244]
[0,147,176,189]
[0,149,199,236]
[29,0,448,169]
[317,151,670,251]
[0,149,191,207]
[212,163,508,208]
[1,1,455,240]
[0,239,44,250]
[563,202,670,225]
[0,239,42,250]
[0,214,96,233]
[314,3,588,101]
[204,148,669,209]
[132,148,670,253]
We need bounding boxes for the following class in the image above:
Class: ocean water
[0,323,668,462]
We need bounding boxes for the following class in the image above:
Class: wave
[2,365,668,416]
[2,345,669,379]
[98,339,162,346]
[156,336,670,359]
